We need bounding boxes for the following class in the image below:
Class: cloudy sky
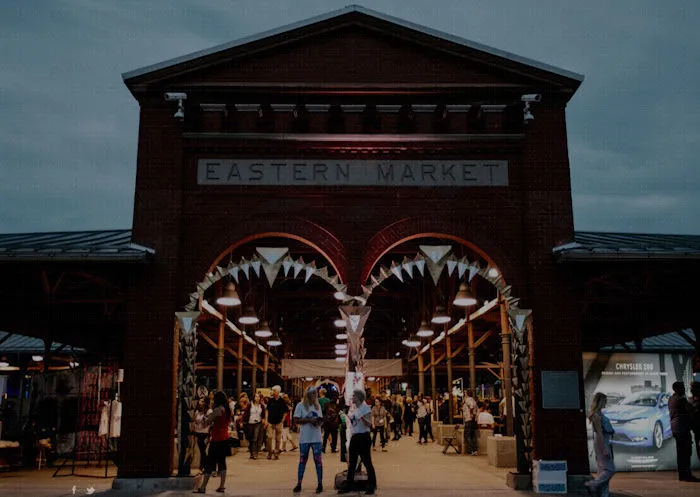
[1,1,699,235]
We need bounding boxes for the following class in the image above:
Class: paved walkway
[1,436,700,496]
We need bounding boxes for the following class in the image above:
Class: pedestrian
[193,397,212,473]
[391,396,403,441]
[403,397,415,436]
[371,398,388,451]
[338,389,377,495]
[380,392,393,443]
[462,390,478,455]
[244,392,266,460]
[339,401,348,463]
[584,392,615,496]
[281,394,298,452]
[265,385,287,460]
[424,396,434,442]
[193,391,231,494]
[669,381,700,482]
[416,395,429,443]
[322,401,340,453]
[691,382,700,461]
[293,386,324,494]
[318,387,330,414]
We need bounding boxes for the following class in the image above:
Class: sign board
[197,159,508,187]
[582,352,697,472]
[541,370,581,410]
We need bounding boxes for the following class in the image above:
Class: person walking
[690,382,700,461]
[669,381,700,482]
[338,389,377,495]
[266,385,287,460]
[193,391,231,494]
[415,395,428,444]
[322,401,340,453]
[462,390,478,455]
[244,392,266,460]
[584,393,616,497]
[380,392,393,444]
[293,386,324,494]
[193,397,212,473]
[391,397,403,441]
[339,402,348,463]
[403,397,415,437]
[370,398,388,451]
[424,396,435,442]
[281,394,298,452]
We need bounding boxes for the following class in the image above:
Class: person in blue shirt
[293,386,324,494]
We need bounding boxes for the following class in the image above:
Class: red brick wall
[121,31,587,477]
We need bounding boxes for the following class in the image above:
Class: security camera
[521,94,541,103]
[164,92,187,101]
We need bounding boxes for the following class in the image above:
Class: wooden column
[237,335,244,398]
[252,346,258,393]
[499,295,514,436]
[263,349,269,388]
[430,343,437,399]
[467,319,476,396]
[417,352,425,395]
[216,318,225,391]
[446,332,453,424]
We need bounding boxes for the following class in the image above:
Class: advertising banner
[583,352,699,471]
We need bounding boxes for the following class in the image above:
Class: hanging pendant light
[431,306,451,324]
[335,349,346,356]
[416,320,434,338]
[335,343,348,350]
[216,282,241,306]
[335,356,346,362]
[334,319,346,328]
[266,333,282,347]
[404,335,421,347]
[335,332,348,340]
[453,283,477,307]
[239,306,259,325]
[254,321,272,338]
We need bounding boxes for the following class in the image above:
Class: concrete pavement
[2,435,700,496]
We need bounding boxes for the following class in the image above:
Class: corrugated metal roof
[0,331,85,354]
[122,5,584,83]
[553,231,700,262]
[600,329,696,353]
[0,229,154,262]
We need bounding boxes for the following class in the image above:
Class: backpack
[324,405,340,429]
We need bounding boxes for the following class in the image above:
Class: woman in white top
[585,393,616,497]
[244,392,266,460]
[193,397,213,472]
[293,386,324,494]
[339,389,377,495]
[415,396,428,444]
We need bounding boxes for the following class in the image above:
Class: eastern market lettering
[198,159,508,186]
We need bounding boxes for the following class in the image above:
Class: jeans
[347,433,376,490]
[404,418,413,436]
[340,425,348,462]
[297,442,323,485]
[425,416,434,441]
[372,425,386,448]
[247,423,262,456]
[464,420,478,454]
[417,417,428,442]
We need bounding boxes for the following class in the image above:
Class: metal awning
[0,229,154,262]
[554,231,700,262]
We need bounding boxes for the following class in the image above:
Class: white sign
[197,159,508,186]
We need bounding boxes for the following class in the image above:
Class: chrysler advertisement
[583,352,699,471]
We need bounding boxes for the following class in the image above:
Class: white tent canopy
[281,359,402,378]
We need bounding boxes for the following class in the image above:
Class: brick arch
[205,215,348,283]
[362,216,507,284]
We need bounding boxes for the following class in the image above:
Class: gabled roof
[123,4,583,87]
[600,329,696,353]
[553,231,700,262]
[0,229,154,262]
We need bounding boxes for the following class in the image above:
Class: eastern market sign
[197,159,508,187]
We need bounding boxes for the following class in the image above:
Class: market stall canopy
[282,359,402,378]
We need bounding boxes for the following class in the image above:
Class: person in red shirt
[194,391,232,494]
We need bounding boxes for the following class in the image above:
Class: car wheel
[652,422,663,450]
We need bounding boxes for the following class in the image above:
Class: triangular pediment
[124,6,582,94]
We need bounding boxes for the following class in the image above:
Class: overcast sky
[1,1,699,235]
